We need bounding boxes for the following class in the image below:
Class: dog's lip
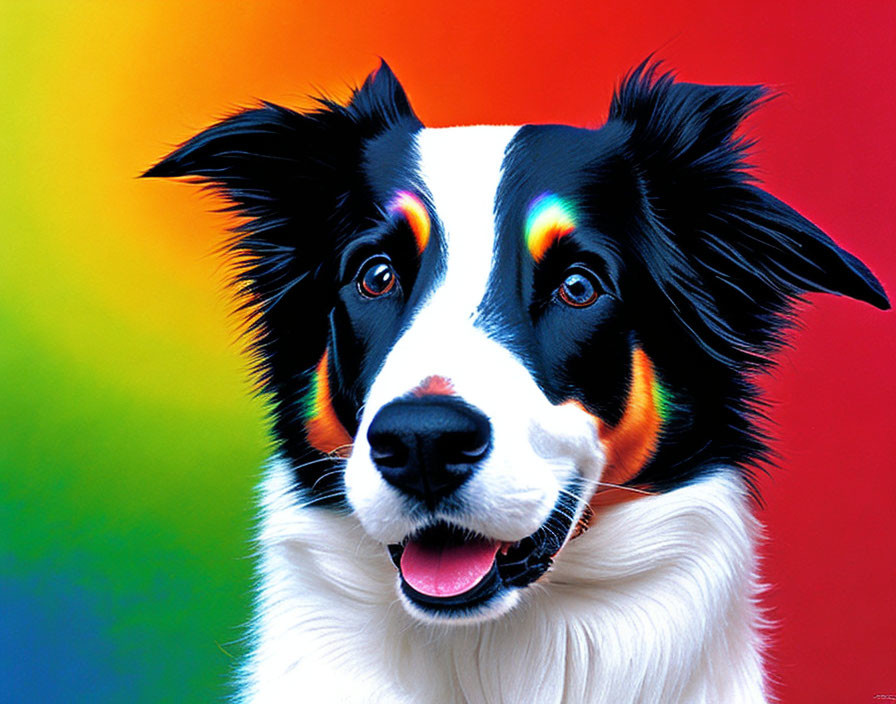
[387,481,583,612]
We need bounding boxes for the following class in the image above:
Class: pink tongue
[400,537,501,598]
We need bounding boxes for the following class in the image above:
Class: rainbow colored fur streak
[303,350,352,457]
[592,347,670,505]
[388,190,431,254]
[145,61,889,702]
[525,192,577,262]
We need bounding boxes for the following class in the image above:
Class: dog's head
[146,62,888,621]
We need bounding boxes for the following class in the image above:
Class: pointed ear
[723,187,889,310]
[142,102,352,218]
[142,59,418,213]
[607,63,888,362]
[141,60,422,384]
[346,59,418,126]
[143,62,418,205]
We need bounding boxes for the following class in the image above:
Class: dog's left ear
[606,62,889,361]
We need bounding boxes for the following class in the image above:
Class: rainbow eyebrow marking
[388,190,431,254]
[525,193,578,262]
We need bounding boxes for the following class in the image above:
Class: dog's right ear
[142,61,420,386]
[142,60,418,200]
[142,60,418,247]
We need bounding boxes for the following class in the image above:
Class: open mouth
[387,487,583,615]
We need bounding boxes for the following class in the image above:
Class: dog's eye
[357,256,398,298]
[557,268,600,308]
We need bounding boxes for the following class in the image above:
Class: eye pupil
[358,259,397,297]
[566,276,587,298]
[559,271,598,307]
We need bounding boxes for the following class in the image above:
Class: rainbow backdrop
[1,3,894,702]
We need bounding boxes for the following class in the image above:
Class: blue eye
[558,269,599,308]
[357,256,397,298]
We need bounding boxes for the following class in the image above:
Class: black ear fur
[142,61,420,385]
[608,62,889,366]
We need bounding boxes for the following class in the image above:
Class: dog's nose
[367,397,491,507]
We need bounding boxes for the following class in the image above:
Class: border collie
[145,62,889,703]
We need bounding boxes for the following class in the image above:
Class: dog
[145,61,889,703]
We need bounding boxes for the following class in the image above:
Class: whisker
[308,467,346,493]
[556,487,591,509]
[295,493,343,510]
[327,443,355,457]
[593,481,657,496]
[288,456,340,472]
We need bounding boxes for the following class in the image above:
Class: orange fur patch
[596,347,663,490]
[569,347,664,518]
[304,350,353,457]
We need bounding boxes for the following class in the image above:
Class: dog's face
[146,62,888,622]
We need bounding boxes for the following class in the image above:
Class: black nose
[367,397,491,508]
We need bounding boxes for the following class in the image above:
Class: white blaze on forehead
[415,126,519,317]
[345,125,605,547]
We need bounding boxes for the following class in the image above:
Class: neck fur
[241,462,767,704]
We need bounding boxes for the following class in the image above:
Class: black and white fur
[145,62,889,703]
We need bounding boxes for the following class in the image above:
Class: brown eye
[558,269,599,307]
[357,257,397,298]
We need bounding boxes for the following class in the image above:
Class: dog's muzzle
[364,395,585,614]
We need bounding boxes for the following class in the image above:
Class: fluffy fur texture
[145,61,888,703]
[249,462,763,703]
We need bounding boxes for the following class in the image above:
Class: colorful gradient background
[1,2,893,702]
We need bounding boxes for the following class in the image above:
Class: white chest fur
[240,462,766,703]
